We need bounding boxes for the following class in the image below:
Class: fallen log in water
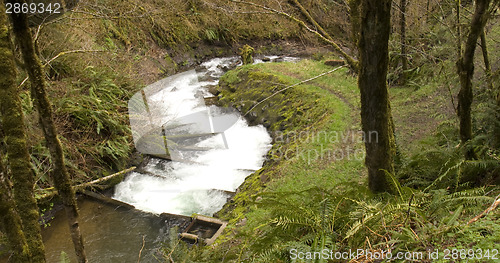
[36,166,136,202]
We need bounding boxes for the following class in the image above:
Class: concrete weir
[159,212,228,245]
[81,190,228,246]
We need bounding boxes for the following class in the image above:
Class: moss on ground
[213,58,364,253]
[191,55,498,262]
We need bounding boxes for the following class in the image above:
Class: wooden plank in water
[180,233,199,243]
[160,212,192,222]
[81,189,135,210]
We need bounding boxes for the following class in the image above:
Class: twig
[403,193,414,224]
[44,49,105,66]
[33,23,43,45]
[364,225,385,239]
[243,65,344,116]
[468,194,500,224]
[137,235,145,263]
[166,237,181,263]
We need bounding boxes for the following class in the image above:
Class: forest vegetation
[0,0,499,262]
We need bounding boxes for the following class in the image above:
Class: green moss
[103,20,131,47]
[212,59,360,249]
[239,44,254,65]
[190,59,366,261]
[163,52,178,71]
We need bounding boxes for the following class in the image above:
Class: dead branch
[468,194,500,224]
[45,49,105,65]
[137,235,145,263]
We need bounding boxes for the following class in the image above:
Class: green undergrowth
[21,0,342,192]
[215,59,362,222]
[21,65,138,193]
[165,59,365,261]
[162,59,499,263]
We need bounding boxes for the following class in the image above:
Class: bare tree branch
[468,194,500,224]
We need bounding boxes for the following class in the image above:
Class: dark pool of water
[44,197,174,263]
[1,197,180,263]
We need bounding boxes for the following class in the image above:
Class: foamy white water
[113,57,272,216]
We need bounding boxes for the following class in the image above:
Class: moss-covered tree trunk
[0,154,31,263]
[358,0,396,193]
[0,5,45,263]
[456,0,491,160]
[289,0,333,40]
[7,1,87,262]
[349,0,361,48]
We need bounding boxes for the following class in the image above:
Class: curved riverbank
[213,58,362,227]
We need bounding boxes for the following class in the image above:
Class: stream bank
[5,55,305,262]
[200,59,362,261]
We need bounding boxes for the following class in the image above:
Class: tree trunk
[7,1,87,262]
[349,0,361,51]
[399,0,408,84]
[358,0,396,193]
[456,0,462,59]
[456,0,491,160]
[0,5,45,263]
[0,154,32,263]
[479,30,493,91]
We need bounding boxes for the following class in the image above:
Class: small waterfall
[113,57,273,216]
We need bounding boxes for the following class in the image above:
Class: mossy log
[0,156,32,262]
[37,167,136,201]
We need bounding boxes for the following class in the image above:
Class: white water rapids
[113,57,274,216]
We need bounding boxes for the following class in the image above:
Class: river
[17,56,294,262]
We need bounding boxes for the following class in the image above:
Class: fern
[59,251,70,263]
